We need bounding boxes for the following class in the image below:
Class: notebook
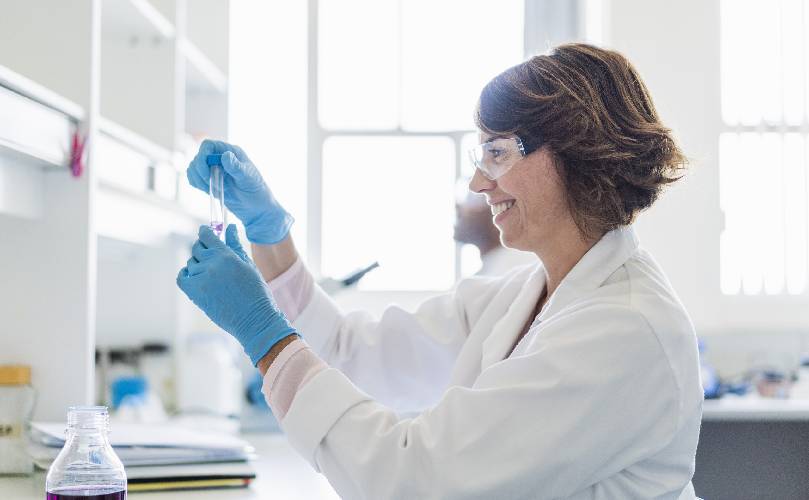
[30,422,254,467]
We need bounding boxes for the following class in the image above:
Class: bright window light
[321,136,456,290]
[785,133,807,293]
[782,0,804,125]
[229,1,308,255]
[719,0,809,295]
[719,133,742,295]
[318,0,400,130]
[400,0,523,131]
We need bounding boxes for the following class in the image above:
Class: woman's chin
[498,229,521,250]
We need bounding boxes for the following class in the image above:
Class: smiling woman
[178,42,703,500]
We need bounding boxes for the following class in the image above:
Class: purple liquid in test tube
[207,154,227,240]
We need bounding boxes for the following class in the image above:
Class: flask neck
[65,427,111,447]
[64,406,112,447]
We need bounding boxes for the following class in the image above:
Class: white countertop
[0,433,339,499]
[702,397,809,421]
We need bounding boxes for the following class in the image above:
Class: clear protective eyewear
[467,136,527,181]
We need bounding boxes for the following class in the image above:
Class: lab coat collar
[480,266,546,370]
[538,225,639,322]
[479,226,639,370]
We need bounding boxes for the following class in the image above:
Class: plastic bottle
[45,406,126,499]
[139,343,174,411]
[698,339,721,399]
[0,365,36,475]
[177,334,242,417]
[111,376,166,423]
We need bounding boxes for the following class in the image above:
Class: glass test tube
[207,154,226,240]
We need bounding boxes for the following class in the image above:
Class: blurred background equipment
[0,365,36,475]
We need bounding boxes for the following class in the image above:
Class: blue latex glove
[187,140,294,244]
[176,224,298,365]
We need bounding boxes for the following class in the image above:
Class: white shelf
[95,117,207,241]
[182,38,228,93]
[98,115,174,164]
[0,64,83,120]
[97,180,205,246]
[0,67,77,169]
[102,0,175,42]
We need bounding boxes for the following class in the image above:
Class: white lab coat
[279,226,703,499]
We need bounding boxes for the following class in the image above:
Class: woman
[178,43,702,499]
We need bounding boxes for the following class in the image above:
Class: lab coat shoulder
[552,248,703,411]
[624,248,704,427]
[540,247,703,436]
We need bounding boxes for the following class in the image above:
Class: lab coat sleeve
[266,258,314,322]
[289,275,493,411]
[281,304,685,500]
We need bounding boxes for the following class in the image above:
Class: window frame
[304,0,580,291]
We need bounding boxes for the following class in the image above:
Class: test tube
[206,154,226,240]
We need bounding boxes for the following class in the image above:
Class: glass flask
[45,406,126,499]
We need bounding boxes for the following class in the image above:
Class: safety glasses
[467,136,526,181]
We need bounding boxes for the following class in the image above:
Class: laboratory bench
[694,398,809,500]
[702,396,809,421]
[0,433,339,500]
[3,401,808,500]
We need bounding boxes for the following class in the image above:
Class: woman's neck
[533,226,602,298]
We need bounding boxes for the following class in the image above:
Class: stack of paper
[30,422,256,492]
[126,462,256,492]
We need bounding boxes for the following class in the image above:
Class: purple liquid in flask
[210,221,224,236]
[46,488,126,500]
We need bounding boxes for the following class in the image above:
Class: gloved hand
[187,139,294,244]
[177,224,298,365]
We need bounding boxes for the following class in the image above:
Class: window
[322,136,456,289]
[230,1,309,258]
[313,0,525,290]
[719,0,809,295]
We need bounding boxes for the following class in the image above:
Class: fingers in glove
[225,224,250,263]
[198,225,227,250]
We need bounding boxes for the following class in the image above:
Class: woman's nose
[468,168,496,194]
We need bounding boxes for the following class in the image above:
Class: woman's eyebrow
[483,135,509,144]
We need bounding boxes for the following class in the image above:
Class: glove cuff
[245,211,295,245]
[241,300,299,366]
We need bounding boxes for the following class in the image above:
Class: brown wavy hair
[474,43,687,239]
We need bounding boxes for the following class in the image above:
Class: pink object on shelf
[69,130,87,178]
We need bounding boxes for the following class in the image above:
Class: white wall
[96,238,177,346]
[0,164,97,420]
